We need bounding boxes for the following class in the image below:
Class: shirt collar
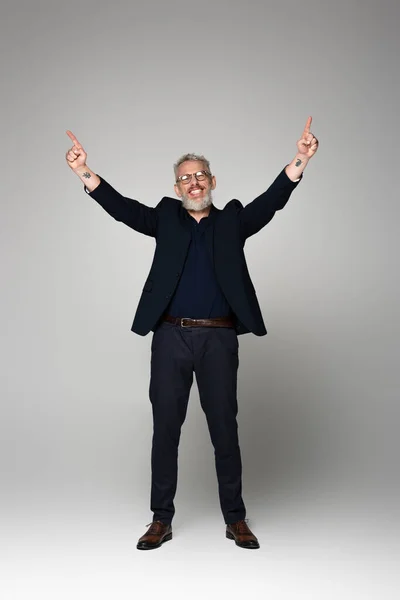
[183,203,215,228]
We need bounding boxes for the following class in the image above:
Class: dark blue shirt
[167,206,231,318]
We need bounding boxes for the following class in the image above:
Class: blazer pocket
[143,279,153,292]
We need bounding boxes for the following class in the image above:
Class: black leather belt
[164,315,234,328]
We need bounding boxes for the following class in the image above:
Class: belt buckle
[180,317,191,328]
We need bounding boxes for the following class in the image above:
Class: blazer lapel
[205,205,220,268]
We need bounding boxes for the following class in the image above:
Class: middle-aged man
[65,117,319,550]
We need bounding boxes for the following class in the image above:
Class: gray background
[1,0,399,598]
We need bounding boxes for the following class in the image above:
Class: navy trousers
[149,321,246,524]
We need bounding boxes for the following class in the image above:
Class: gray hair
[173,153,211,179]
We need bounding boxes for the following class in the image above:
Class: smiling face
[174,160,216,212]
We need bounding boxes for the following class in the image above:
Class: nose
[190,178,203,189]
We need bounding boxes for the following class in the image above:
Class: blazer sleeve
[85,176,158,238]
[239,167,302,240]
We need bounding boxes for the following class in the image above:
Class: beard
[181,189,213,212]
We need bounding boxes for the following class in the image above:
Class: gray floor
[3,487,398,600]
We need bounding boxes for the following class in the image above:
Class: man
[65,118,319,550]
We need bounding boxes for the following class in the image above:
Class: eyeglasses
[176,170,211,185]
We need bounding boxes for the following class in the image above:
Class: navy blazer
[86,167,302,336]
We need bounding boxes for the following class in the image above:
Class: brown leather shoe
[226,519,260,549]
[136,521,172,550]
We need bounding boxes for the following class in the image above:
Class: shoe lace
[145,520,165,534]
[235,519,250,534]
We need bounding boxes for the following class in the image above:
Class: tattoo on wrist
[82,172,91,179]
[295,159,302,167]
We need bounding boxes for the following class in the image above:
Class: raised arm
[65,130,158,237]
[239,116,319,240]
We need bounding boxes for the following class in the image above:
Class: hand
[65,130,87,171]
[296,116,319,159]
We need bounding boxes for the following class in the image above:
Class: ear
[211,175,216,190]
[174,183,182,198]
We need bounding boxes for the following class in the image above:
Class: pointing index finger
[66,130,82,148]
[302,116,312,137]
